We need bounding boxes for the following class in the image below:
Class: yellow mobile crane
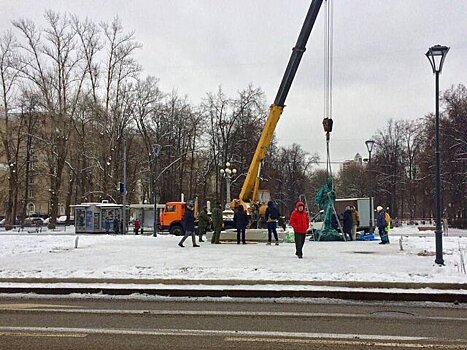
[235,0,323,211]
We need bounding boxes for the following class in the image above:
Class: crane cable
[322,0,334,179]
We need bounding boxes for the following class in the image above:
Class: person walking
[211,202,223,244]
[350,206,360,240]
[376,206,390,244]
[233,205,248,244]
[342,206,353,241]
[265,201,280,245]
[197,206,209,242]
[178,204,200,247]
[133,218,141,235]
[289,201,309,259]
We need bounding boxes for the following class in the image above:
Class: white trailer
[335,197,374,232]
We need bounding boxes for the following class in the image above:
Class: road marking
[225,337,466,349]
[0,307,465,322]
[0,331,86,338]
[0,326,465,346]
[0,326,465,348]
[0,303,78,309]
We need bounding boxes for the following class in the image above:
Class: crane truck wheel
[170,224,184,236]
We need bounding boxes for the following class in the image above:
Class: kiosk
[72,202,124,233]
[130,203,165,234]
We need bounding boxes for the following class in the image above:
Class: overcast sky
[1,0,466,168]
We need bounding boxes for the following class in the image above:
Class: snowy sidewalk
[0,227,467,295]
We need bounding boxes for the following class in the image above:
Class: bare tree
[130,75,165,203]
[201,85,267,204]
[269,143,318,215]
[400,120,423,219]
[441,85,467,226]
[335,161,367,198]
[0,30,23,226]
[373,119,405,217]
[97,16,141,200]
[13,11,87,226]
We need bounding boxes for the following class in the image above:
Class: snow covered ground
[0,225,466,284]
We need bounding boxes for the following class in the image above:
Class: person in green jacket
[198,206,210,242]
[211,202,223,244]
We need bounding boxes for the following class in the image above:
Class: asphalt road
[0,296,466,349]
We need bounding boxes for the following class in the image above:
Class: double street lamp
[426,44,449,265]
[365,139,375,234]
[220,162,237,209]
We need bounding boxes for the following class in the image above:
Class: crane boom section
[239,104,283,202]
[237,0,323,204]
[275,0,323,106]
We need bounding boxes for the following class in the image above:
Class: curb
[0,278,465,290]
[0,286,465,303]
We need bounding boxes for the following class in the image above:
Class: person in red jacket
[289,201,309,259]
[133,218,141,235]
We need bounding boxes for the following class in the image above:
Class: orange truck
[159,202,187,235]
[159,201,201,235]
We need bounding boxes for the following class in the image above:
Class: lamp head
[365,139,375,153]
[426,45,449,74]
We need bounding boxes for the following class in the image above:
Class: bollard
[75,236,79,249]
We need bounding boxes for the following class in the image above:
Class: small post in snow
[399,236,403,251]
[459,242,466,274]
[75,235,79,249]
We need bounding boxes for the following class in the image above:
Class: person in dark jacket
[376,205,390,244]
[197,206,210,242]
[342,206,353,241]
[104,215,111,234]
[265,201,280,245]
[331,211,339,231]
[289,201,310,259]
[113,217,120,234]
[233,205,249,244]
[178,204,200,247]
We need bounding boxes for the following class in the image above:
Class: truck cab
[159,202,186,235]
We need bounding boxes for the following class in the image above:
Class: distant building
[0,111,67,218]
[341,153,363,171]
[354,153,363,165]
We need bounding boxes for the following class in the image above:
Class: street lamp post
[220,162,237,209]
[426,44,449,266]
[152,144,162,237]
[122,138,127,235]
[365,139,375,234]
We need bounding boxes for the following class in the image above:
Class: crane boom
[237,0,323,206]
